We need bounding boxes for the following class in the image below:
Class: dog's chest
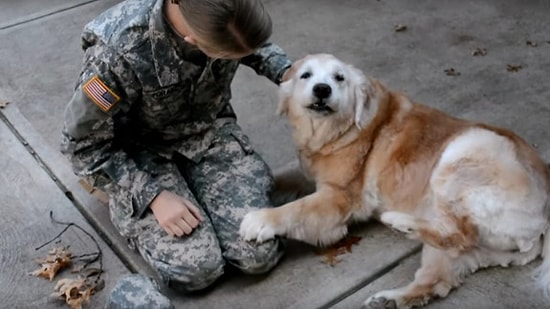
[352,174,382,221]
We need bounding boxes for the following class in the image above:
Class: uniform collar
[148,0,181,87]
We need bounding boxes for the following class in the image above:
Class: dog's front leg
[239,187,352,246]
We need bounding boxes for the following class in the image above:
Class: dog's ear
[277,79,292,116]
[350,66,372,128]
[276,63,299,116]
[276,95,290,116]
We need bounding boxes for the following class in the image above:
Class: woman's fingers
[182,198,204,222]
[175,217,193,235]
[168,223,185,237]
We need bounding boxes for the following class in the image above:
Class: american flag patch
[82,75,120,112]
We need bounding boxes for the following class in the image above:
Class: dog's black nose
[313,83,332,99]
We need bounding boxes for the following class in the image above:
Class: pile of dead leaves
[316,235,362,266]
[30,246,104,309]
[31,247,73,281]
[51,277,103,309]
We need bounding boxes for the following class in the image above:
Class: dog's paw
[380,211,417,235]
[239,209,279,243]
[364,290,409,309]
[364,296,398,309]
[366,288,433,309]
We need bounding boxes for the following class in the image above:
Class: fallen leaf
[394,24,407,32]
[526,40,538,47]
[471,47,487,56]
[444,68,461,77]
[31,247,72,280]
[507,64,523,72]
[0,99,9,108]
[316,235,362,266]
[52,278,93,309]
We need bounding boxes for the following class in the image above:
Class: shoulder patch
[82,75,120,112]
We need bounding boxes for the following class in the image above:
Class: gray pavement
[1,0,549,308]
[0,110,130,308]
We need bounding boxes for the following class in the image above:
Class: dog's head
[278,54,382,131]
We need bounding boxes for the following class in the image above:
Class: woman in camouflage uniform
[61,0,292,305]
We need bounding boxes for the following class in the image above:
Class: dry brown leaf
[526,40,538,47]
[394,24,407,32]
[317,235,362,266]
[52,278,93,309]
[444,68,461,77]
[31,247,72,280]
[0,99,9,108]
[471,47,487,56]
[507,64,523,72]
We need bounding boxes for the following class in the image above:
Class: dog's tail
[537,160,550,298]
[540,164,550,298]
[536,226,550,299]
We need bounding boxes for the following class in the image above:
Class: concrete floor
[1,0,549,308]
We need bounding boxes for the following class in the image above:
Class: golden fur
[240,54,550,308]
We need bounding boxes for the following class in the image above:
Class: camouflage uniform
[60,0,292,298]
[105,274,173,309]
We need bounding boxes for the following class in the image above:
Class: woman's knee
[135,219,226,292]
[227,238,284,275]
[153,249,226,292]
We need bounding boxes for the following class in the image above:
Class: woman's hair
[171,0,273,56]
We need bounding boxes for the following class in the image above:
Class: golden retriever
[239,54,550,308]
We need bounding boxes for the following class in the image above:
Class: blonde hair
[171,0,272,55]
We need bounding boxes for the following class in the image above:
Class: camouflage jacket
[60,0,292,217]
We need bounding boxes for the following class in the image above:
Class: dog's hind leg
[365,245,465,309]
[380,209,478,255]
[365,240,545,309]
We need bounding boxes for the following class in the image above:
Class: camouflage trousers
[106,274,173,309]
[103,120,283,292]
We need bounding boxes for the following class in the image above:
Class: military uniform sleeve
[61,44,161,218]
[240,42,293,85]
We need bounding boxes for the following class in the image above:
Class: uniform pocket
[140,84,190,129]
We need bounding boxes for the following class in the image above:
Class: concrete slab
[168,224,419,309]
[4,0,547,170]
[0,3,421,307]
[0,113,130,309]
[0,0,120,156]
[0,0,295,170]
[2,103,421,309]
[0,0,99,30]
[259,0,550,163]
[0,104,160,278]
[332,253,547,309]
[3,101,422,308]
[1,0,549,308]
[0,0,550,167]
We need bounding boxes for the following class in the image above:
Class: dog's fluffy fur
[239,54,550,308]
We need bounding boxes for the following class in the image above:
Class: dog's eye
[300,72,311,79]
[334,73,345,82]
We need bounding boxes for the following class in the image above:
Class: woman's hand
[150,190,204,237]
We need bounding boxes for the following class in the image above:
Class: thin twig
[35,211,104,283]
